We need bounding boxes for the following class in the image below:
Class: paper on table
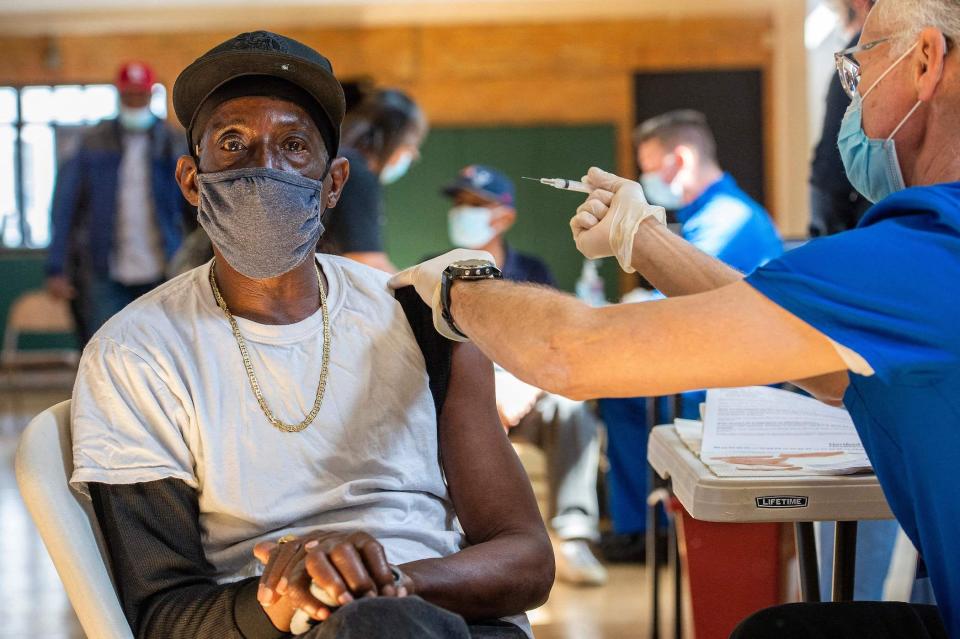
[704,454,873,477]
[674,418,703,454]
[699,386,870,477]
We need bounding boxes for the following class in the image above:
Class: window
[0,83,167,249]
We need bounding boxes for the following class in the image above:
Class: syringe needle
[521,176,591,193]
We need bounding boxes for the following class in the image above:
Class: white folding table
[647,424,893,603]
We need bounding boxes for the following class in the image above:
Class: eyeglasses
[834,37,891,98]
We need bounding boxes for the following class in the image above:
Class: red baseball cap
[116,62,155,92]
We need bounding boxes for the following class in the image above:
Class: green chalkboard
[382,124,621,298]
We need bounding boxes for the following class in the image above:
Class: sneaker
[555,539,608,586]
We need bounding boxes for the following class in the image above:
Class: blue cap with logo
[441,164,515,206]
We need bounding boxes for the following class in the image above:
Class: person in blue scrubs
[600,110,782,548]
[391,2,958,635]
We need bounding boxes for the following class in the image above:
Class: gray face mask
[196,167,327,280]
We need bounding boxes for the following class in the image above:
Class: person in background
[635,109,782,272]
[46,61,187,346]
[441,165,607,587]
[809,0,877,237]
[320,89,428,272]
[598,109,782,560]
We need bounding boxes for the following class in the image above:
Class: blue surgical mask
[448,205,497,249]
[119,105,155,131]
[197,167,327,280]
[379,150,413,185]
[640,172,684,209]
[838,42,922,203]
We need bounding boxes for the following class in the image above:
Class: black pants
[730,602,947,639]
[304,596,528,638]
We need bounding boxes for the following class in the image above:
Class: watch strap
[441,272,469,339]
[437,260,502,343]
[432,283,469,342]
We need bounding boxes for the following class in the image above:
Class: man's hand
[571,167,666,273]
[495,370,543,428]
[253,531,408,632]
[45,275,76,300]
[388,249,496,341]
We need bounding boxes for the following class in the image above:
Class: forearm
[89,480,282,639]
[46,207,73,275]
[452,278,848,401]
[630,218,744,296]
[47,160,82,275]
[400,532,552,620]
[138,579,273,639]
[451,280,591,395]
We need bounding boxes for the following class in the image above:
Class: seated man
[69,31,553,639]
[441,166,606,586]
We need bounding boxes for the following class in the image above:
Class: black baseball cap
[441,164,515,206]
[173,31,346,156]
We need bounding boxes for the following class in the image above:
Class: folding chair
[15,400,134,639]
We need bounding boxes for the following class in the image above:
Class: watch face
[452,259,493,269]
[448,259,501,281]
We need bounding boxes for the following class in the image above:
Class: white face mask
[640,172,684,209]
[119,105,155,131]
[448,205,497,249]
[639,154,684,209]
[379,150,414,185]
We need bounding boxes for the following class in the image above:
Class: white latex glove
[495,369,543,428]
[570,167,666,273]
[388,248,496,342]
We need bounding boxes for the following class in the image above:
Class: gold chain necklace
[209,258,330,433]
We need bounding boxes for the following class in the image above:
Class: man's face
[119,88,152,109]
[638,138,680,183]
[856,13,922,141]
[453,190,498,209]
[175,95,348,209]
[451,190,516,237]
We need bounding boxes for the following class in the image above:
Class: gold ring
[277,534,297,545]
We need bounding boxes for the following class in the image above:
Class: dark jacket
[500,244,556,288]
[46,118,188,278]
[808,32,872,236]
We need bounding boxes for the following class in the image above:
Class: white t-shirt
[71,255,463,577]
[110,132,165,285]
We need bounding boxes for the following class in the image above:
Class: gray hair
[876,0,960,53]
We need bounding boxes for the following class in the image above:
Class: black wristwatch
[440,259,503,338]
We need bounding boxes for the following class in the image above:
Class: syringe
[522,176,591,194]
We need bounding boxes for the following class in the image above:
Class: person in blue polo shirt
[598,110,782,557]
[392,1,960,634]
[439,165,608,587]
[635,109,782,273]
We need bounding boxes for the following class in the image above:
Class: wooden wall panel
[0,16,791,227]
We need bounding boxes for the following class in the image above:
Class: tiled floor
[0,389,654,639]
